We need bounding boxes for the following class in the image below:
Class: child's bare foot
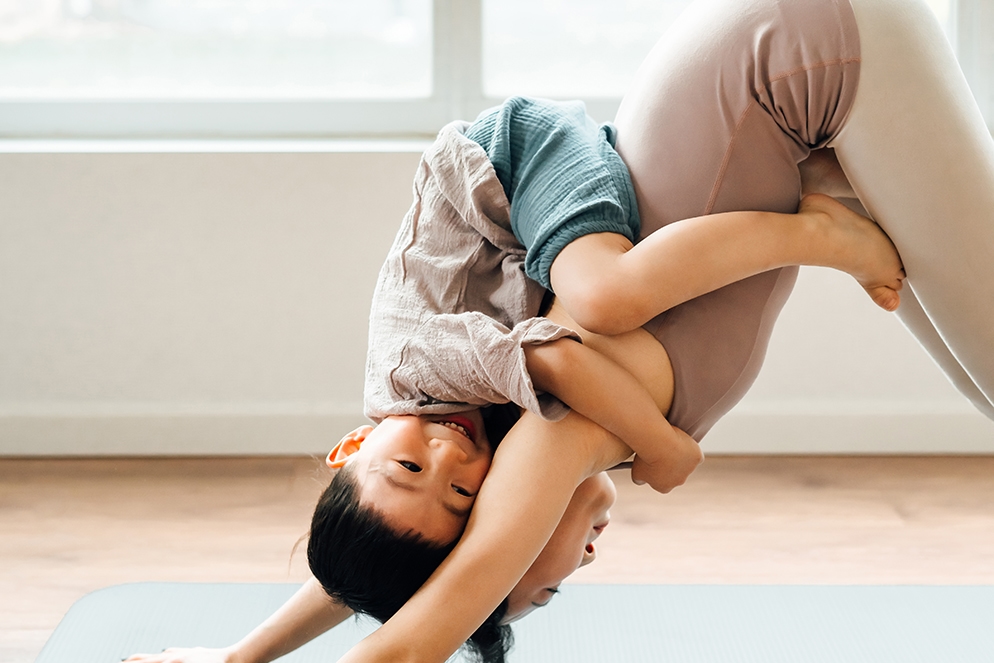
[800,193,906,311]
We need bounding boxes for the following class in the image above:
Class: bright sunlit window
[483,0,956,98]
[0,0,431,98]
[0,0,987,138]
[483,0,693,98]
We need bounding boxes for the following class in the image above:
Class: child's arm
[337,409,633,663]
[382,307,699,493]
[525,337,702,493]
[124,577,352,663]
[549,193,906,336]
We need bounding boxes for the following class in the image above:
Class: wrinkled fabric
[464,96,640,290]
[615,0,861,440]
[364,122,580,423]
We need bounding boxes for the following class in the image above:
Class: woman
[333,0,994,659]
[122,470,618,663]
[128,0,994,658]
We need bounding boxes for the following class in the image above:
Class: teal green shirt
[464,96,641,290]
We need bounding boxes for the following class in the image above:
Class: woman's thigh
[832,0,994,414]
[613,0,861,438]
[615,0,859,226]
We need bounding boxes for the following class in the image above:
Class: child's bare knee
[550,233,639,335]
[566,282,635,336]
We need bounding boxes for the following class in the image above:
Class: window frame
[0,0,985,139]
[954,0,993,127]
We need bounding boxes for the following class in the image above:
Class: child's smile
[340,412,493,544]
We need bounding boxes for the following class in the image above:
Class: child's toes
[867,286,900,311]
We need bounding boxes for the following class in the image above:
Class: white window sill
[0,138,433,154]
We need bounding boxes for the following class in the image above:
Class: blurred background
[1,0,992,455]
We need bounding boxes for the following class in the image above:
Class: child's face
[504,472,616,622]
[337,413,492,545]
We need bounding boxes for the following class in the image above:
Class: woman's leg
[614,0,861,439]
[897,287,994,420]
[617,0,859,225]
[831,0,994,417]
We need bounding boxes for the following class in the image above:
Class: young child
[361,96,903,499]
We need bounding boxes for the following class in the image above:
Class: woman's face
[504,472,616,622]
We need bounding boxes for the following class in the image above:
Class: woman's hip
[615,0,861,233]
[614,0,860,440]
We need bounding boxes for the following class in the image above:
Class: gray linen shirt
[363,121,580,423]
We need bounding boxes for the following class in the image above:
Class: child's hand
[630,426,703,493]
[800,193,906,312]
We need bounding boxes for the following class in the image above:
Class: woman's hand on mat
[630,426,703,493]
[122,646,240,663]
[801,193,906,312]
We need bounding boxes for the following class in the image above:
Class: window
[0,0,988,138]
[483,0,693,98]
[0,0,432,98]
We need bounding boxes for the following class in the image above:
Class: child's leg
[831,0,994,417]
[549,196,904,336]
[613,0,861,439]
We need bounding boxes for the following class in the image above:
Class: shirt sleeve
[380,313,581,421]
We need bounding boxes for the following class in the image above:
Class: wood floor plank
[3,456,993,663]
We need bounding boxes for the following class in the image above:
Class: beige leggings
[615,0,994,438]
[832,0,994,419]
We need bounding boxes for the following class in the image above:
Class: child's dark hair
[307,403,519,662]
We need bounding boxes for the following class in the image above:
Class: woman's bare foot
[800,193,906,311]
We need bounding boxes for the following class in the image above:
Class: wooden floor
[4,455,994,663]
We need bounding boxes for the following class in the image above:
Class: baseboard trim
[704,408,994,454]
[0,412,367,456]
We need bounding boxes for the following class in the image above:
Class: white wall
[705,267,994,454]
[1,148,991,455]
[0,148,418,455]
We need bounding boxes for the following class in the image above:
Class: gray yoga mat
[37,583,994,662]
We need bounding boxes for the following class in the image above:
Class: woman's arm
[337,409,632,663]
[550,193,905,336]
[124,577,352,663]
[229,578,353,663]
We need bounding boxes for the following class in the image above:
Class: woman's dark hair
[308,462,514,662]
[481,402,520,447]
